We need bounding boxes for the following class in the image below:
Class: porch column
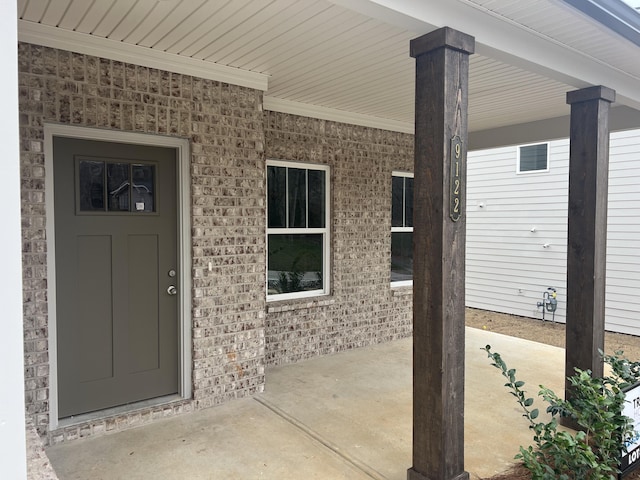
[408,27,474,480]
[564,86,615,400]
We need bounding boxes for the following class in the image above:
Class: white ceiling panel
[40,0,71,26]
[57,0,93,30]
[73,0,116,34]
[121,1,186,45]
[21,0,50,22]
[16,0,640,134]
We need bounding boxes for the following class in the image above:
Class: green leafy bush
[483,345,639,480]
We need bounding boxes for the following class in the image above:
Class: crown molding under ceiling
[264,97,414,134]
[18,20,269,92]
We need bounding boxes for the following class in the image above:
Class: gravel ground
[465,307,640,479]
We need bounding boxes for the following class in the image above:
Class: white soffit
[339,0,640,110]
[16,0,640,134]
[17,20,269,92]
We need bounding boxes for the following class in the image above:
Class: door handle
[167,285,177,296]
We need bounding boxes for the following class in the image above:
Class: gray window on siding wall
[518,143,549,173]
[267,161,329,300]
[391,172,413,285]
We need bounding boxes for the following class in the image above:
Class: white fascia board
[18,20,269,92]
[330,0,640,110]
[264,96,414,133]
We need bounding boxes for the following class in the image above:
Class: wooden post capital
[410,27,475,58]
[566,85,616,105]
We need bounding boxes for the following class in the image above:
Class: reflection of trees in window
[267,162,328,298]
[391,173,414,284]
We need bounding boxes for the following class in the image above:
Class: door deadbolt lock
[167,285,177,296]
[168,269,176,278]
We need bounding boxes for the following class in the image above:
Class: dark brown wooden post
[564,86,615,403]
[408,27,474,480]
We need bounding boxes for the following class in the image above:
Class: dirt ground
[465,307,640,361]
[465,308,640,480]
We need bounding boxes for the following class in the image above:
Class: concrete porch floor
[46,328,566,480]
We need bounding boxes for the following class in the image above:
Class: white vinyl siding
[466,129,640,335]
[466,140,569,323]
[605,129,640,335]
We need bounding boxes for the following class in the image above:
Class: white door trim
[44,124,192,430]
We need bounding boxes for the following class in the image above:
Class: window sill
[266,296,335,314]
[391,285,413,297]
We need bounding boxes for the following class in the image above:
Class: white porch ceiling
[16,0,640,134]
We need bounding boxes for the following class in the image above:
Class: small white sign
[621,382,640,476]
[135,202,145,211]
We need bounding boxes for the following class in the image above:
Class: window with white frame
[391,172,413,285]
[267,160,329,300]
[518,143,549,173]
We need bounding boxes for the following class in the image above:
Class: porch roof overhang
[17,0,640,146]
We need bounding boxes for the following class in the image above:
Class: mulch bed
[483,463,640,479]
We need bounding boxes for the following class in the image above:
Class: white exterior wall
[466,139,570,323]
[606,130,640,335]
[0,1,28,477]
[466,129,640,335]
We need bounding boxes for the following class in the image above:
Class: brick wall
[18,42,266,442]
[18,42,415,445]
[263,112,414,365]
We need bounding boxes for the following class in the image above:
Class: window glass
[308,169,326,228]
[267,161,329,300]
[131,164,154,212]
[519,144,548,172]
[267,166,286,228]
[79,160,105,211]
[107,163,130,212]
[391,173,414,285]
[391,232,413,283]
[268,234,323,294]
[392,176,404,227]
[405,177,414,228]
[78,160,156,214]
[288,168,307,228]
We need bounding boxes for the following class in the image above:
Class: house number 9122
[450,135,462,222]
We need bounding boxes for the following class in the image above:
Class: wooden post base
[407,467,470,480]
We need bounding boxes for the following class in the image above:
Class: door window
[77,158,156,214]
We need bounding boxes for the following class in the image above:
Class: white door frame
[44,124,192,430]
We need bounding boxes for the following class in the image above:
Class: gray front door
[54,137,179,418]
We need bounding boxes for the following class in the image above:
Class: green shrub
[483,345,638,480]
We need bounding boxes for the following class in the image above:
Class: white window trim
[391,171,413,288]
[266,160,330,302]
[516,142,550,174]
